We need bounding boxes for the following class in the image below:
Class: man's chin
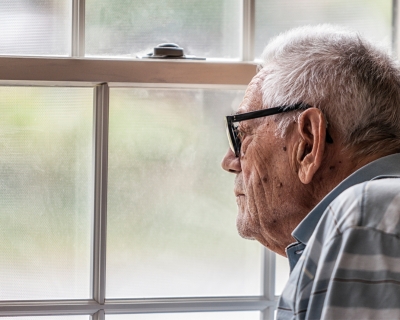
[236,213,258,240]
[237,228,256,240]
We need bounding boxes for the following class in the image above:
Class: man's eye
[237,130,245,140]
[233,123,247,141]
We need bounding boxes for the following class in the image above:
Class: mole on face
[283,146,287,151]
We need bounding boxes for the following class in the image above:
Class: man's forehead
[237,69,267,114]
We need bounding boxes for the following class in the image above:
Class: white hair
[260,24,400,157]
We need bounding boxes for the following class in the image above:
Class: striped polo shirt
[277,153,400,319]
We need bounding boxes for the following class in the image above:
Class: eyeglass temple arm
[228,103,310,122]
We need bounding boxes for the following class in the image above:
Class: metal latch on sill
[138,43,205,60]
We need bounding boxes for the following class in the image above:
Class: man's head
[222,25,400,256]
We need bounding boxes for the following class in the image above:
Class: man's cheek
[245,182,259,218]
[236,194,245,209]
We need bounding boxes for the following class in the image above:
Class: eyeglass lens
[226,119,240,157]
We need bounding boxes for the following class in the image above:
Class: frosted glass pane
[86,0,241,59]
[255,0,392,58]
[275,254,290,296]
[0,87,93,300]
[0,0,72,56]
[2,317,89,320]
[107,312,261,320]
[107,89,262,298]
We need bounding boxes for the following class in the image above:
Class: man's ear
[296,108,326,184]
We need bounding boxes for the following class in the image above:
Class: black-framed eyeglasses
[225,102,333,157]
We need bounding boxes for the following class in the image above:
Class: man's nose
[221,149,241,174]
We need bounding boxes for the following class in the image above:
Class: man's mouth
[234,175,245,197]
[234,190,245,197]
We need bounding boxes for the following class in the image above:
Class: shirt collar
[292,153,400,245]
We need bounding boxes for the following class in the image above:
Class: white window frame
[0,0,397,319]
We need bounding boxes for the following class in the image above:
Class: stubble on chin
[236,195,258,240]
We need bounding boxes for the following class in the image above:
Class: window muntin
[0,87,93,300]
[255,0,392,58]
[0,0,72,57]
[85,0,242,59]
[106,88,262,298]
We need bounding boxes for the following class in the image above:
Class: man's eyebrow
[234,108,246,116]
[229,111,244,120]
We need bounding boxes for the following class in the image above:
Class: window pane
[0,87,93,300]
[0,0,72,56]
[107,311,261,320]
[86,0,241,59]
[275,254,290,296]
[107,88,262,298]
[2,317,89,320]
[255,0,392,58]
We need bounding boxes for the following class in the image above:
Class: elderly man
[222,25,400,319]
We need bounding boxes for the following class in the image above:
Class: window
[0,87,92,301]
[0,1,394,319]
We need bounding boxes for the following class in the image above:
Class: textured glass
[255,0,392,58]
[86,0,241,59]
[2,317,89,320]
[0,87,93,300]
[107,312,261,320]
[107,88,262,298]
[275,254,290,296]
[0,0,72,56]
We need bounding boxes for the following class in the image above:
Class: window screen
[255,0,392,58]
[107,311,261,320]
[0,0,72,56]
[85,0,241,59]
[0,87,93,300]
[106,88,263,298]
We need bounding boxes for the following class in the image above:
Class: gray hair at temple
[259,24,400,157]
